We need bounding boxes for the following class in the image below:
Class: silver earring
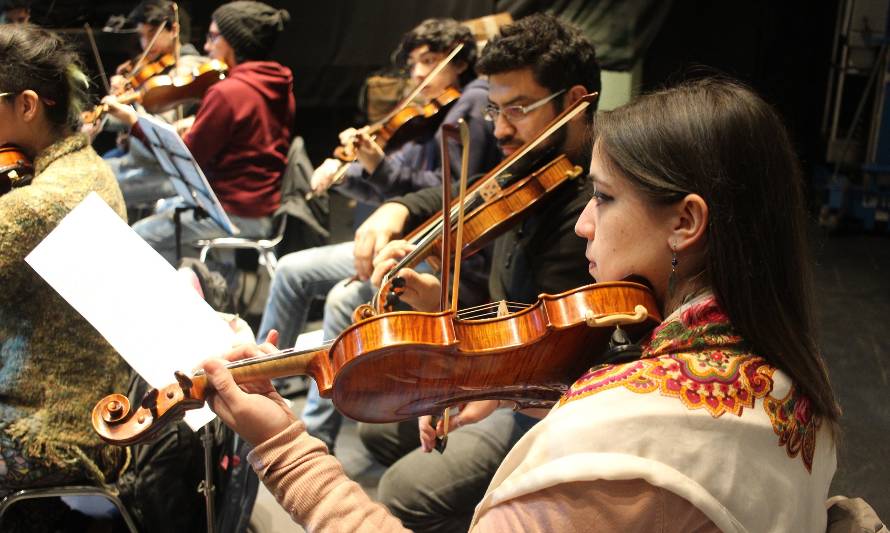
[668,245,678,296]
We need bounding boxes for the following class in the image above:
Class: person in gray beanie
[212,0,290,62]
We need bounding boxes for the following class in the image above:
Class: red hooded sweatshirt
[183,61,295,218]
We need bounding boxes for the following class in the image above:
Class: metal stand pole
[198,424,216,533]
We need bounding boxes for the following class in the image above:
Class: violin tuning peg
[391,277,406,289]
[140,388,159,410]
[385,293,401,308]
[174,370,194,398]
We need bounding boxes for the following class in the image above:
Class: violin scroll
[91,372,208,445]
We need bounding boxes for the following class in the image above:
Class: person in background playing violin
[309,18,499,202]
[105,0,294,268]
[349,14,599,531]
[100,0,206,213]
[0,23,132,525]
[1,0,29,24]
[255,18,500,449]
[200,75,848,532]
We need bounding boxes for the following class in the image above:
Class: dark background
[25,0,840,172]
[14,0,889,520]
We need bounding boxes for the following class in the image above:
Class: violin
[356,86,462,155]
[126,53,177,90]
[137,59,228,114]
[0,145,34,195]
[358,92,599,317]
[309,44,468,199]
[91,280,661,445]
[82,59,228,127]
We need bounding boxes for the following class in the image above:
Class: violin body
[127,53,177,90]
[0,145,34,195]
[376,87,461,152]
[139,59,228,114]
[91,281,660,445]
[332,87,462,164]
[330,281,660,422]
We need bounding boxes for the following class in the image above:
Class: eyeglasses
[0,92,14,99]
[205,30,222,43]
[483,89,566,123]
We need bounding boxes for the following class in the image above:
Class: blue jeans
[301,276,375,450]
[256,241,357,349]
[132,199,272,267]
[256,241,372,450]
[105,137,177,209]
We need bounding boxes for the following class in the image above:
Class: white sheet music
[25,192,235,430]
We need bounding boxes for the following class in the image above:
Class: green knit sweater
[0,134,131,484]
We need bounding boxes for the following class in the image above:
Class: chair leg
[0,486,140,533]
[262,250,278,278]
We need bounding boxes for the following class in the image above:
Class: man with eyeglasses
[353,13,601,532]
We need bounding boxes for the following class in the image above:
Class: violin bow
[171,2,184,122]
[172,2,181,63]
[379,42,464,125]
[430,118,471,452]
[130,20,168,81]
[84,24,111,94]
[448,120,471,313]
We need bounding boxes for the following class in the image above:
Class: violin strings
[456,301,531,320]
[457,300,530,312]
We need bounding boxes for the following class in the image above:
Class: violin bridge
[496,300,509,317]
[477,179,502,202]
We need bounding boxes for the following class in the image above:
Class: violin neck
[391,186,484,278]
[221,344,333,394]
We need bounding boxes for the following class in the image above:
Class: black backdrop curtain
[24,0,834,172]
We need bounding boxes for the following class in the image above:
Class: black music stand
[136,113,238,261]
[135,114,237,533]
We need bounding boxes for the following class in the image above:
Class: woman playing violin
[202,76,842,531]
[0,23,131,503]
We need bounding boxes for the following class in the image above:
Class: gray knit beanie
[212,1,289,61]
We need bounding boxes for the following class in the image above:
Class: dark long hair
[0,24,89,132]
[593,78,841,427]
